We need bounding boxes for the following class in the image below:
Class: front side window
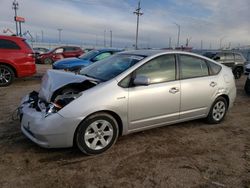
[180,55,209,79]
[0,39,20,49]
[135,55,176,84]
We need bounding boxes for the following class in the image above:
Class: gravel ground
[0,64,249,188]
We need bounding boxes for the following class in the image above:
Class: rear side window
[0,39,20,50]
[64,47,79,51]
[225,53,234,60]
[235,54,244,61]
[207,61,222,75]
[23,40,32,50]
[180,55,209,79]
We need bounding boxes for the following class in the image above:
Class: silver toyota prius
[19,50,236,155]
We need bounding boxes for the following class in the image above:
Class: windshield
[80,54,145,81]
[79,50,99,60]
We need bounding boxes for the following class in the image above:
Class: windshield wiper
[81,74,105,82]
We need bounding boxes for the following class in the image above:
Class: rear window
[0,39,20,50]
[23,40,33,50]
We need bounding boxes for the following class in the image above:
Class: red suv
[0,35,36,86]
[36,46,84,64]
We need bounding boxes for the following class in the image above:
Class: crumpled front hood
[39,69,95,102]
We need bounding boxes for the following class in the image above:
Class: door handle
[169,87,179,94]
[210,81,217,87]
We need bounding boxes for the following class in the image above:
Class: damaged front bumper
[19,92,81,148]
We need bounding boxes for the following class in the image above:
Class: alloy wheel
[212,101,226,121]
[0,67,12,85]
[84,120,114,150]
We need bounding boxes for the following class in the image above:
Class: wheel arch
[216,94,229,109]
[0,62,17,77]
[73,110,123,146]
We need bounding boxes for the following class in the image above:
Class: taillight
[27,53,36,58]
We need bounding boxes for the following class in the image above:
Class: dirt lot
[0,64,249,188]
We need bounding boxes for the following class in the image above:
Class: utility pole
[41,30,44,42]
[174,23,180,48]
[57,28,62,43]
[110,30,113,47]
[219,36,226,49]
[12,0,19,36]
[133,0,143,50]
[169,37,172,48]
[200,40,203,50]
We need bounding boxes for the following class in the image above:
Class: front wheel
[75,113,119,155]
[206,97,228,124]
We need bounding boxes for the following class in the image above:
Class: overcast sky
[0,0,250,49]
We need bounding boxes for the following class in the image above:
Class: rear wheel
[75,113,119,155]
[233,67,242,79]
[0,65,15,87]
[206,97,228,124]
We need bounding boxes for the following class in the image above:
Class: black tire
[244,77,250,95]
[206,96,228,124]
[233,67,242,79]
[75,113,119,155]
[0,65,15,87]
[43,58,53,64]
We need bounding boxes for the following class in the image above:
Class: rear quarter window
[207,61,222,75]
[0,39,20,50]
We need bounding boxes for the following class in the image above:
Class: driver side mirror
[133,75,150,86]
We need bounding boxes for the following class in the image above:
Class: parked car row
[36,46,84,64]
[52,48,122,72]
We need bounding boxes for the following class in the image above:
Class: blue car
[52,49,122,72]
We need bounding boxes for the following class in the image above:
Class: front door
[128,54,180,130]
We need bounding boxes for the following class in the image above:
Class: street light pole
[104,30,106,47]
[133,0,143,50]
[12,0,19,36]
[110,30,113,47]
[57,28,62,43]
[219,36,226,49]
[174,23,180,48]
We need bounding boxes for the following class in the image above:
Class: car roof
[120,50,166,57]
[94,48,123,52]
[0,35,24,40]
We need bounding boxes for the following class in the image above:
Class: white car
[19,50,237,155]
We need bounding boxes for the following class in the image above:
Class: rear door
[128,54,180,130]
[179,54,219,119]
